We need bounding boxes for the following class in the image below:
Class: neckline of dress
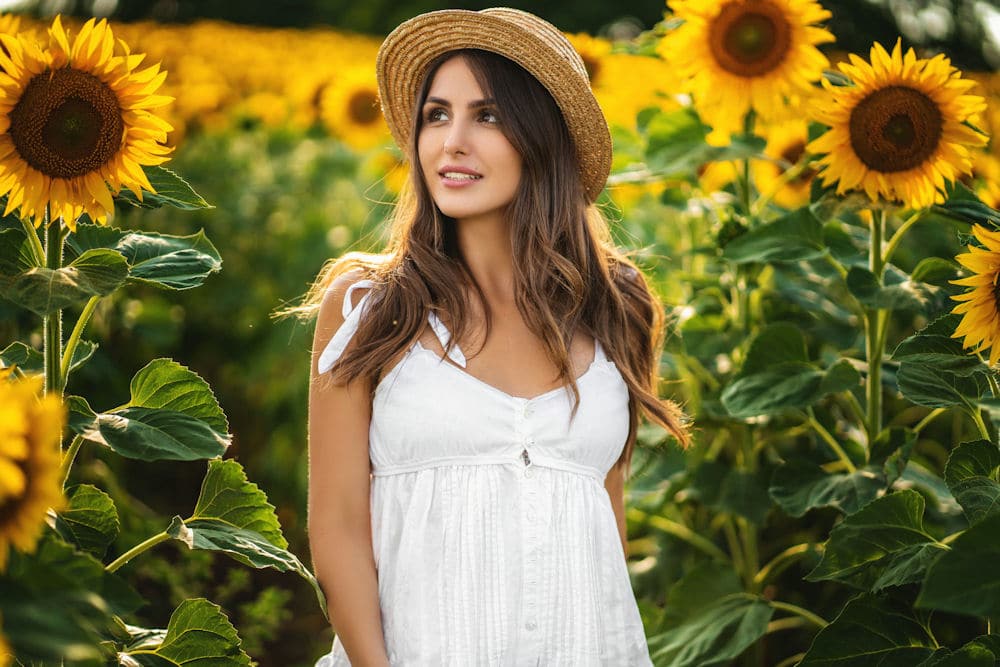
[412,339,609,403]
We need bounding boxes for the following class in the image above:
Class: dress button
[525,620,537,631]
[524,468,534,478]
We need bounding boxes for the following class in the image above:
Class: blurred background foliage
[1,0,999,664]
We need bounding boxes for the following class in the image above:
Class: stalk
[753,543,811,589]
[882,209,924,268]
[770,600,829,629]
[43,209,64,395]
[865,209,887,445]
[20,217,45,266]
[61,295,100,382]
[626,508,728,561]
[60,435,84,489]
[106,530,172,572]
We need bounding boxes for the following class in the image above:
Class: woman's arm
[604,458,629,560]
[308,273,390,667]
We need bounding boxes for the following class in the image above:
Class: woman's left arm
[604,460,628,560]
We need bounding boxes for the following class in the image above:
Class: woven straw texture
[376,8,612,202]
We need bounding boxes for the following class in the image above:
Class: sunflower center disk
[348,90,380,125]
[9,68,123,179]
[848,85,943,173]
[711,1,791,77]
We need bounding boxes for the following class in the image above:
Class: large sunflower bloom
[807,40,987,210]
[658,0,833,144]
[0,16,173,230]
[319,65,389,152]
[0,374,65,571]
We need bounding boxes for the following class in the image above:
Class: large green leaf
[1,339,97,374]
[0,247,128,316]
[647,594,773,667]
[661,561,743,630]
[128,358,228,435]
[806,490,946,591]
[771,428,914,517]
[930,181,1000,227]
[722,208,826,264]
[893,315,990,409]
[116,165,213,210]
[52,484,120,559]
[68,223,222,290]
[846,266,937,312]
[118,598,249,666]
[799,594,936,666]
[739,323,808,375]
[721,359,859,418]
[643,107,766,179]
[918,513,1000,616]
[190,459,285,547]
[81,407,230,461]
[943,440,1000,525]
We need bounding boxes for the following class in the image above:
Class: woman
[307,8,689,666]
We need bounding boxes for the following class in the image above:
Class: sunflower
[755,119,814,208]
[319,65,390,151]
[566,33,612,86]
[658,0,833,144]
[0,16,173,231]
[807,40,987,210]
[0,374,65,571]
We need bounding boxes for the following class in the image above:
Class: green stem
[627,508,728,561]
[60,435,83,489]
[774,653,807,667]
[60,295,100,383]
[882,209,924,268]
[20,217,45,266]
[752,160,810,215]
[970,407,990,441]
[43,210,64,395]
[754,543,811,589]
[866,209,886,445]
[988,370,1000,399]
[770,600,829,629]
[739,517,760,593]
[914,408,947,434]
[843,390,867,428]
[106,530,171,572]
[807,410,857,473]
[723,517,746,584]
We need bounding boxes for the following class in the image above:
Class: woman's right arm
[308,273,389,667]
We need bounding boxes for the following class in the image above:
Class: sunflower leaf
[917,513,1000,616]
[0,247,128,316]
[127,358,229,435]
[52,483,120,559]
[117,165,213,210]
[943,440,1000,525]
[722,208,826,264]
[81,407,230,461]
[117,598,250,666]
[1,339,97,374]
[798,594,937,665]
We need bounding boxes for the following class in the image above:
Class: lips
[438,165,482,183]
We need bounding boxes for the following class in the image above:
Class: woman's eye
[425,108,448,122]
[479,109,499,124]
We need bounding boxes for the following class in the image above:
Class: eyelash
[425,107,499,124]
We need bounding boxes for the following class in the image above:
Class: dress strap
[427,312,467,368]
[317,279,377,374]
[593,337,607,363]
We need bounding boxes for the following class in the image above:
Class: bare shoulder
[312,267,375,370]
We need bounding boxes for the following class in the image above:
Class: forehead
[426,56,484,99]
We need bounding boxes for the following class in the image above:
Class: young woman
[307,8,689,666]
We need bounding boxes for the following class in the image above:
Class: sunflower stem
[914,407,947,434]
[882,209,924,267]
[20,217,45,267]
[60,434,84,489]
[866,208,887,445]
[969,407,990,441]
[807,408,856,473]
[106,530,171,572]
[43,209,64,395]
[769,601,829,629]
[61,295,100,385]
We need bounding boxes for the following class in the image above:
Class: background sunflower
[658,0,833,144]
[807,39,987,209]
[0,16,172,229]
[951,224,1000,365]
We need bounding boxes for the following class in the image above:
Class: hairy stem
[43,210,64,395]
[106,530,172,573]
[60,295,100,383]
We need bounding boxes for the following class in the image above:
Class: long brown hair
[291,49,689,473]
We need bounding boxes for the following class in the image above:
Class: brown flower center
[848,85,943,173]
[709,0,792,77]
[9,67,123,179]
[347,89,380,125]
[779,141,815,184]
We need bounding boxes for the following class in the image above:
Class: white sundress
[314,279,655,667]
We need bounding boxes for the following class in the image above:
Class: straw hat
[376,8,612,203]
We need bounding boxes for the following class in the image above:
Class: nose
[443,119,468,156]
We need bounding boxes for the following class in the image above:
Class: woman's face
[417,56,522,225]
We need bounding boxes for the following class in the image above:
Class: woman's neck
[455,214,515,305]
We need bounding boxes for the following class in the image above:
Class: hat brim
[376,9,612,203]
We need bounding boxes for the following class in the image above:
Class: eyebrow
[424,96,496,108]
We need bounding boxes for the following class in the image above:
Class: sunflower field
[1,0,1000,665]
